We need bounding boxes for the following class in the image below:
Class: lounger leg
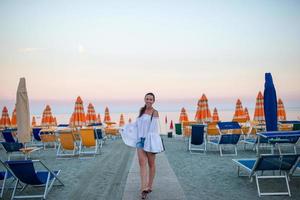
[11,179,19,200]
[43,172,51,199]
[0,171,7,198]
[285,173,291,196]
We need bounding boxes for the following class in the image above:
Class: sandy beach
[0,139,135,200]
[1,136,300,200]
[163,136,300,200]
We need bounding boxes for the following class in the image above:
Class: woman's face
[144,94,155,108]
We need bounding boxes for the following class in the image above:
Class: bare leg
[137,149,148,191]
[146,152,156,191]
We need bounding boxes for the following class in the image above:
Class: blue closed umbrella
[264,73,278,131]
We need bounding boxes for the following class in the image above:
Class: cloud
[18,48,45,53]
[78,44,86,54]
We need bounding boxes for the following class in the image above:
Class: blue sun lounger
[5,160,64,199]
[0,161,13,198]
[188,125,206,153]
[208,122,241,156]
[232,154,300,197]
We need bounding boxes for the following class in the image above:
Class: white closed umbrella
[16,77,31,143]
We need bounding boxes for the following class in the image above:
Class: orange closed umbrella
[244,107,250,121]
[119,114,125,127]
[277,98,286,121]
[0,106,11,128]
[70,96,86,127]
[104,107,111,123]
[86,103,97,125]
[97,113,102,123]
[195,94,212,123]
[212,108,220,122]
[253,91,265,122]
[179,107,189,122]
[232,99,246,122]
[53,117,57,126]
[41,105,55,126]
[11,106,17,127]
[32,116,37,127]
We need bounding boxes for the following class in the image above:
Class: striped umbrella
[195,94,212,123]
[179,107,189,122]
[32,116,37,127]
[253,91,265,122]
[0,106,11,128]
[277,98,286,121]
[11,106,17,127]
[53,117,57,126]
[41,105,55,126]
[232,99,246,122]
[119,114,125,127]
[244,107,250,121]
[69,112,74,126]
[70,96,86,127]
[104,107,111,123]
[212,107,220,122]
[86,103,97,125]
[97,113,102,123]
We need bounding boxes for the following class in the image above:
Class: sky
[0,0,300,114]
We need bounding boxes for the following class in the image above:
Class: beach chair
[182,121,197,138]
[78,128,98,157]
[94,128,104,148]
[2,129,17,143]
[175,123,182,137]
[5,160,64,199]
[208,122,241,156]
[32,128,42,142]
[188,125,206,153]
[0,160,14,198]
[40,130,57,150]
[56,131,77,157]
[1,142,24,161]
[232,154,300,197]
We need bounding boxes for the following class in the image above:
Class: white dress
[121,114,164,153]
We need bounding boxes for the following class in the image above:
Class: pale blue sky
[0,0,300,114]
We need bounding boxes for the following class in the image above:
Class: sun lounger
[208,122,241,156]
[0,160,14,198]
[188,125,206,153]
[78,128,98,157]
[1,142,24,161]
[5,160,64,199]
[1,129,17,143]
[232,154,300,197]
[56,130,77,157]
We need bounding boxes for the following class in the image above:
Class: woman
[121,92,164,199]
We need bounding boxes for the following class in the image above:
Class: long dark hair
[138,93,155,118]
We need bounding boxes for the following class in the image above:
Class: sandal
[141,190,148,200]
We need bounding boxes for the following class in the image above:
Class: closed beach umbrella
[264,73,278,131]
[71,96,86,127]
[195,94,212,123]
[232,99,246,122]
[69,112,74,126]
[16,77,31,143]
[86,103,97,125]
[277,98,286,121]
[104,107,111,123]
[179,107,189,122]
[212,107,220,122]
[11,106,17,127]
[119,114,125,127]
[0,106,11,128]
[253,91,265,122]
[97,113,102,123]
[170,120,174,130]
[32,116,37,127]
[244,107,250,121]
[41,105,55,126]
[53,117,57,126]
